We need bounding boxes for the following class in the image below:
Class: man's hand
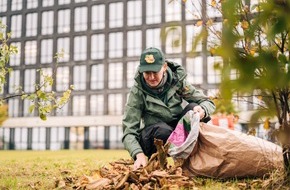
[193,105,205,120]
[134,153,148,170]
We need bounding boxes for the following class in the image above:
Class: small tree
[0,21,73,121]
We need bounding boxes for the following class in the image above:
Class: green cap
[139,47,165,73]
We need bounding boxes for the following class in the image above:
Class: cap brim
[139,64,162,73]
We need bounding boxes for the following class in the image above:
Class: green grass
[0,150,285,190]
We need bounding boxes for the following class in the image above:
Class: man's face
[142,64,167,88]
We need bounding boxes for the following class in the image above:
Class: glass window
[25,40,37,65]
[42,11,54,35]
[186,25,202,52]
[109,2,123,28]
[127,30,142,57]
[11,0,22,11]
[56,103,68,116]
[90,95,104,115]
[109,32,123,58]
[91,34,105,60]
[146,28,161,49]
[24,69,36,93]
[9,42,21,66]
[58,9,70,33]
[11,15,22,38]
[127,61,138,88]
[26,13,38,36]
[41,39,53,64]
[91,4,105,30]
[0,0,7,12]
[74,7,87,32]
[9,70,20,94]
[58,0,70,5]
[127,0,142,26]
[73,65,86,91]
[72,95,86,116]
[146,0,161,24]
[207,0,222,18]
[40,68,52,92]
[8,98,19,117]
[0,16,6,26]
[186,57,203,84]
[56,66,69,91]
[27,0,37,9]
[23,99,35,117]
[165,26,182,54]
[108,93,122,115]
[108,62,123,89]
[75,0,87,2]
[165,0,181,22]
[91,64,104,90]
[185,0,202,20]
[57,37,70,62]
[207,56,222,84]
[42,0,54,7]
[74,36,87,61]
[208,22,222,49]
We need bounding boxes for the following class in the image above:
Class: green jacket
[122,61,216,158]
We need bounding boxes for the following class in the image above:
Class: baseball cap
[139,47,165,73]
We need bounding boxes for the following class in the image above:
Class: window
[57,37,70,62]
[91,64,104,90]
[165,0,181,22]
[74,36,87,61]
[185,0,202,20]
[0,0,7,12]
[127,61,138,88]
[8,99,19,117]
[72,95,86,116]
[56,66,69,91]
[58,0,70,5]
[109,32,123,58]
[26,13,38,36]
[108,62,123,89]
[11,15,22,38]
[73,65,86,90]
[25,40,37,65]
[23,99,35,117]
[42,0,54,7]
[11,0,22,11]
[207,22,222,49]
[146,0,161,24]
[27,0,38,9]
[127,30,142,57]
[42,11,54,35]
[0,17,6,26]
[41,39,53,64]
[75,0,87,2]
[207,0,222,18]
[91,4,105,30]
[24,69,36,93]
[74,7,87,32]
[186,25,202,52]
[127,0,142,26]
[91,34,105,59]
[165,26,182,54]
[108,93,122,115]
[58,9,70,33]
[146,28,161,49]
[186,57,203,84]
[90,95,104,115]
[109,2,123,28]
[56,103,68,116]
[9,70,20,94]
[9,42,21,66]
[207,56,222,84]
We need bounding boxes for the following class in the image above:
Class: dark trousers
[139,103,198,158]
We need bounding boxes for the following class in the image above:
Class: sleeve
[180,80,216,117]
[122,87,144,159]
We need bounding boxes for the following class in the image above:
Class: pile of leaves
[55,139,195,189]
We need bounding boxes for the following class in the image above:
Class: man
[122,47,215,169]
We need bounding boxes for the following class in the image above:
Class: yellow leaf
[210,47,216,56]
[206,19,213,27]
[211,0,217,7]
[196,20,203,27]
[241,20,249,30]
[182,0,187,2]
[263,118,270,130]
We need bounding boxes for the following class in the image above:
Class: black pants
[139,103,199,158]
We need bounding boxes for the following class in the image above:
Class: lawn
[0,150,285,190]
